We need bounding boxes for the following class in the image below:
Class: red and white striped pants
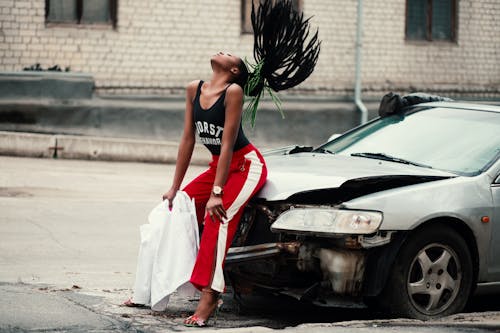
[183,144,267,292]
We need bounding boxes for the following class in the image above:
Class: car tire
[379,223,473,320]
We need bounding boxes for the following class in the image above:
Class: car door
[489,172,500,279]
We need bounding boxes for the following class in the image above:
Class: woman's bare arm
[163,80,198,201]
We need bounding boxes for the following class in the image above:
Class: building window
[241,0,303,34]
[406,0,456,41]
[45,0,118,27]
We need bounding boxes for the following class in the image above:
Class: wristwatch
[212,185,223,197]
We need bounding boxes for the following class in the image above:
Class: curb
[0,131,211,165]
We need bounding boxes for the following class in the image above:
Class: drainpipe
[354,0,368,124]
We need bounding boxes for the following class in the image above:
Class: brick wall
[0,0,499,98]
[361,0,500,97]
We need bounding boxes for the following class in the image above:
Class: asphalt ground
[1,156,500,332]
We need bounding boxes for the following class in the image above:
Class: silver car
[226,101,500,320]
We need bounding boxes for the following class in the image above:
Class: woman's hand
[206,195,227,222]
[162,188,177,209]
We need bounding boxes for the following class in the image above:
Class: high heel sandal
[183,295,223,327]
[212,297,224,326]
[122,297,146,308]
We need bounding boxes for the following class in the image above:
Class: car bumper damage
[226,203,397,307]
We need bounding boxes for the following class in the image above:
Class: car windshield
[319,107,500,176]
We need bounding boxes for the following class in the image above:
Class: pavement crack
[57,291,140,332]
[25,218,81,255]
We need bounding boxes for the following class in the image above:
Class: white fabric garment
[131,191,200,311]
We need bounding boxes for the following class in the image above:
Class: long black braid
[242,0,321,126]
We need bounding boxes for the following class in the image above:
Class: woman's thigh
[222,150,266,223]
[182,168,215,224]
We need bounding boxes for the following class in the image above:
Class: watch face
[213,186,222,195]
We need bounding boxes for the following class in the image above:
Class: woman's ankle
[193,289,221,319]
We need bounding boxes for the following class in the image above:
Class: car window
[321,107,500,176]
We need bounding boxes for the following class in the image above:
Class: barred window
[241,0,303,34]
[406,0,457,41]
[45,0,118,27]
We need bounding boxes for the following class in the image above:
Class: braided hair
[241,0,321,126]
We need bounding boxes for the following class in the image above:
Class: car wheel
[380,224,473,320]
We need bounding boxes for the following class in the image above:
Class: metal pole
[354,0,368,124]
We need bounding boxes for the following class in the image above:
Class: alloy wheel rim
[407,243,462,316]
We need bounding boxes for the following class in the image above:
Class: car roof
[416,101,500,113]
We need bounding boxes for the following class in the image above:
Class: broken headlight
[270,208,382,236]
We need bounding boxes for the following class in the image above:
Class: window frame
[45,0,118,29]
[405,0,457,42]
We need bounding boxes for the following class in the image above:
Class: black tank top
[193,80,250,155]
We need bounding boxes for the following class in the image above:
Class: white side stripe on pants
[210,151,263,292]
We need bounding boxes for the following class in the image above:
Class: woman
[125,0,321,327]
[163,51,268,326]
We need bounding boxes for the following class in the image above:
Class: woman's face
[211,51,241,72]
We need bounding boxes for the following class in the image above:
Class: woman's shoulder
[187,79,202,91]
[186,80,202,100]
[225,83,244,98]
[224,84,244,111]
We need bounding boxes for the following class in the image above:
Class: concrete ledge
[0,72,94,100]
[0,98,381,148]
[0,131,211,165]
[0,131,55,158]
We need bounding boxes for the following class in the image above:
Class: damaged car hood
[257,153,455,201]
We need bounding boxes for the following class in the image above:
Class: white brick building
[0,0,499,98]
